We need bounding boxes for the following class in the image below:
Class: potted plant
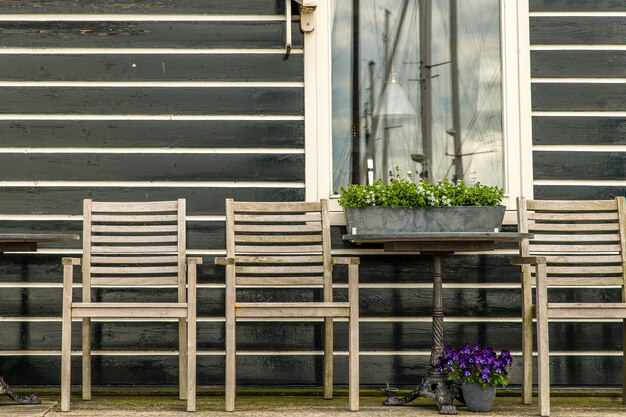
[339,169,505,234]
[436,344,513,412]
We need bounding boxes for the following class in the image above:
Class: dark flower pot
[344,205,506,234]
[461,382,496,412]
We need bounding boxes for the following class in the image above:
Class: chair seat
[548,302,626,319]
[71,302,189,318]
[235,302,351,318]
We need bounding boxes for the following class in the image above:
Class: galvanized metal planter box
[344,205,506,234]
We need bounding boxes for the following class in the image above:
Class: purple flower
[436,343,513,388]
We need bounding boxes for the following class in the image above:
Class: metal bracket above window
[285,1,317,57]
[295,0,317,33]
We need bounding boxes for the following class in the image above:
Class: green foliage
[338,169,504,208]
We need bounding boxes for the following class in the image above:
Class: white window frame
[303,0,533,222]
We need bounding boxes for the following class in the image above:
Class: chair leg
[61,298,72,412]
[348,312,359,412]
[623,319,626,405]
[536,263,550,417]
[82,318,91,401]
[179,318,188,400]
[225,309,236,411]
[187,317,196,412]
[521,270,533,405]
[324,317,333,400]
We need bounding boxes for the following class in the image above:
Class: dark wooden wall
[0,0,623,390]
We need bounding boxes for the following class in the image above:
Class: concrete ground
[0,389,624,417]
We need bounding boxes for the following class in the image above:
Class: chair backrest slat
[83,199,185,292]
[518,197,626,289]
[226,199,331,290]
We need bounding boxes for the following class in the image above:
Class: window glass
[331,0,503,194]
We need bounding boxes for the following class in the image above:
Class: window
[302,0,531,210]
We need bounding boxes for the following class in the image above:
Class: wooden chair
[60,199,201,412]
[215,199,360,411]
[513,197,626,416]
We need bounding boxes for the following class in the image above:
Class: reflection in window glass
[331,0,503,194]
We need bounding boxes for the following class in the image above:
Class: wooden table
[343,232,531,415]
[0,233,80,404]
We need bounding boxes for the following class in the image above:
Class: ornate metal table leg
[0,376,40,404]
[383,255,458,414]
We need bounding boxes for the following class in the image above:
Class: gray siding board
[532,83,626,111]
[0,22,304,49]
[530,0,626,12]
[0,154,304,182]
[534,185,626,200]
[531,51,626,78]
[0,54,304,82]
[0,187,304,215]
[534,151,626,180]
[530,17,626,45]
[0,1,287,14]
[0,87,304,115]
[0,120,305,148]
[533,117,626,145]
[0,355,622,387]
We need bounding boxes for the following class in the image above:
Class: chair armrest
[215,257,235,266]
[187,257,203,265]
[332,257,360,265]
[62,257,81,266]
[510,256,546,266]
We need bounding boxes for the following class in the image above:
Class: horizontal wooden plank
[235,265,324,274]
[532,83,626,111]
[0,21,303,48]
[531,51,626,78]
[528,212,618,221]
[527,199,617,212]
[91,201,178,212]
[233,201,321,212]
[543,255,624,264]
[0,120,304,148]
[548,303,626,319]
[0,54,303,82]
[234,245,323,254]
[533,117,626,146]
[90,277,179,286]
[235,235,322,244]
[545,277,624,286]
[530,17,626,45]
[91,266,179,274]
[534,185,626,201]
[530,0,626,12]
[235,302,351,318]
[90,256,179,264]
[92,225,178,233]
[534,151,626,181]
[529,223,620,232]
[0,87,304,115]
[531,234,621,243]
[545,265,624,274]
[234,224,321,233]
[529,244,622,252]
[235,213,321,222]
[72,302,188,318]
[0,1,291,14]
[235,256,324,264]
[91,215,178,222]
[0,154,304,182]
[0,187,304,215]
[91,236,178,244]
[235,277,324,286]
[91,245,178,254]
